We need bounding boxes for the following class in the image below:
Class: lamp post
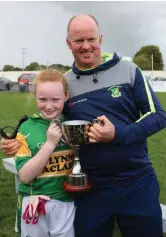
[21,48,27,71]
[151,53,154,78]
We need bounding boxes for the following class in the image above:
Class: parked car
[153,77,166,81]
[0,77,13,91]
[18,73,37,92]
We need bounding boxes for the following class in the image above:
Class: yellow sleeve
[14,132,31,158]
[15,132,31,171]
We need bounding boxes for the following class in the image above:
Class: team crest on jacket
[108,86,121,98]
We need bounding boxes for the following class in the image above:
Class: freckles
[37,102,44,109]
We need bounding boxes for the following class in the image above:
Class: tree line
[1,45,165,72]
[2,63,71,73]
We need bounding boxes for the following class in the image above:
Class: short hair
[33,70,68,94]
[67,14,100,38]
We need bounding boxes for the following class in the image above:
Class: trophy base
[63,182,91,192]
[63,173,92,192]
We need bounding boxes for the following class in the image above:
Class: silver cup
[61,120,92,192]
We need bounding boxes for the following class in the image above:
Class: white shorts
[21,196,75,237]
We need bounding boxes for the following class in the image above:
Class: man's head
[66,14,103,70]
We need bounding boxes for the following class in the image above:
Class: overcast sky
[0,1,166,69]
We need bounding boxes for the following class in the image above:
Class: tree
[133,55,151,71]
[48,64,71,73]
[25,62,40,71]
[63,65,71,72]
[39,64,47,70]
[3,65,15,71]
[13,67,23,71]
[133,45,164,70]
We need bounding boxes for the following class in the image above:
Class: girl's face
[36,81,69,120]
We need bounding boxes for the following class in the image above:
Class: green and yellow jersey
[15,113,74,201]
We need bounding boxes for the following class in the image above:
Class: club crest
[108,86,121,98]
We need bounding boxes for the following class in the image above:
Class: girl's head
[33,70,69,120]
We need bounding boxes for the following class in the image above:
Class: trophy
[61,120,92,192]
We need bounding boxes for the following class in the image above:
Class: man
[1,14,166,237]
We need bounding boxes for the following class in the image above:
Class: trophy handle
[85,119,104,144]
[91,119,104,126]
[52,119,71,145]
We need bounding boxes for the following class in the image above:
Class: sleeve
[113,67,166,145]
[14,132,32,171]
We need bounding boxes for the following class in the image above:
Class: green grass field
[0,91,166,237]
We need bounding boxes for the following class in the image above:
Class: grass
[0,91,166,237]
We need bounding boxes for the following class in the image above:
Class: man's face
[67,18,103,70]
[36,81,68,120]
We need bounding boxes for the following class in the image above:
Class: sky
[0,1,166,70]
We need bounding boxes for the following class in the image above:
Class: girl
[15,70,75,237]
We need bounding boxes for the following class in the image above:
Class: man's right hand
[0,138,21,155]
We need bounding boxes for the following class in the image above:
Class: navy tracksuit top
[64,52,166,187]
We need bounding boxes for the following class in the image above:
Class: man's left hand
[88,115,115,143]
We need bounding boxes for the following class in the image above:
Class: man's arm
[113,67,166,145]
[88,67,166,144]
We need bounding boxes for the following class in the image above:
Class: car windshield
[20,74,31,79]
[30,74,36,79]
[20,74,36,79]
